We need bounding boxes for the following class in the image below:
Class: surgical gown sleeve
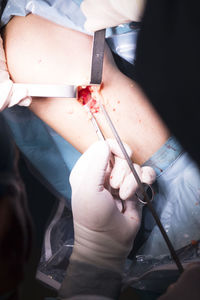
[57,260,123,300]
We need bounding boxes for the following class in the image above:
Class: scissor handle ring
[136,183,154,205]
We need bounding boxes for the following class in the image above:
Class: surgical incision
[77,86,100,113]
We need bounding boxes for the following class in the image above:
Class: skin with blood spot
[3,14,170,164]
[66,107,74,114]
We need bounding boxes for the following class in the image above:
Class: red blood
[78,86,100,114]
[78,86,92,105]
[89,99,99,113]
[191,240,198,246]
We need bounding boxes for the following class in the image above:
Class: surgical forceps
[98,100,184,273]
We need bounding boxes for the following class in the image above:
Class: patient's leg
[3,14,170,164]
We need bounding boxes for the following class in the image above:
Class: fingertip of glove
[119,174,138,200]
[84,20,104,33]
[80,1,86,14]
[119,189,129,201]
[18,96,32,107]
[84,22,94,33]
[141,166,156,184]
[10,85,31,107]
[110,177,120,190]
[80,2,94,32]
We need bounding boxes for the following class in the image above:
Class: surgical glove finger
[17,97,32,107]
[9,84,32,107]
[123,196,143,229]
[110,156,130,189]
[0,80,13,111]
[106,138,132,189]
[119,164,141,200]
[81,0,146,32]
[141,166,156,184]
[0,80,32,110]
[119,165,156,200]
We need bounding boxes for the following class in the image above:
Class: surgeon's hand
[0,35,31,111]
[70,139,156,273]
[81,0,146,32]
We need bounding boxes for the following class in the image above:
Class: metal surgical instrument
[90,29,106,85]
[13,83,77,98]
[99,101,184,274]
[88,27,184,274]
[84,105,105,141]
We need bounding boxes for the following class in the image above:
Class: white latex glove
[107,138,156,200]
[0,35,32,111]
[81,0,146,32]
[70,139,156,273]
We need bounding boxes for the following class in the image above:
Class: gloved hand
[81,0,146,32]
[70,139,156,273]
[0,35,32,111]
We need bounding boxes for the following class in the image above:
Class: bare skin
[3,14,170,164]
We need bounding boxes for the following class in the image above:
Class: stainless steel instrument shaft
[99,102,184,274]
[90,29,106,85]
[13,83,77,98]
